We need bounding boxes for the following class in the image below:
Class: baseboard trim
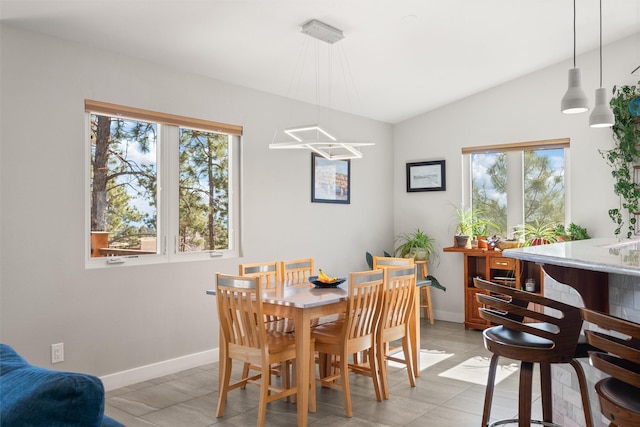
[431,310,464,323]
[100,348,219,391]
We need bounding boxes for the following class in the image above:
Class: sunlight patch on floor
[388,349,454,370]
[438,355,518,385]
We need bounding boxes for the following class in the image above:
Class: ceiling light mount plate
[301,19,344,44]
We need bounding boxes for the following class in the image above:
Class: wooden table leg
[295,308,310,427]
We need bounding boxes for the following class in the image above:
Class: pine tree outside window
[465,139,568,239]
[86,100,241,267]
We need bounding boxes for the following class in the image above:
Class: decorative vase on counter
[455,235,470,248]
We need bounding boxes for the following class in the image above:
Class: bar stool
[415,260,434,324]
[473,278,593,427]
[581,308,640,427]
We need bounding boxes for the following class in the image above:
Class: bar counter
[503,237,640,317]
[502,237,640,425]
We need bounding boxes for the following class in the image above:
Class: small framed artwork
[311,153,350,204]
[406,160,446,192]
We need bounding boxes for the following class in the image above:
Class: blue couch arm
[0,344,124,427]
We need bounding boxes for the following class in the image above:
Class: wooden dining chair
[373,256,433,324]
[376,264,417,400]
[311,269,385,416]
[239,261,281,290]
[581,308,640,427]
[372,256,413,269]
[281,258,314,284]
[238,261,293,385]
[239,261,289,324]
[474,277,593,427]
[215,273,315,426]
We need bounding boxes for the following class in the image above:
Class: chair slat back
[281,258,314,283]
[474,277,583,362]
[582,308,640,388]
[239,261,281,290]
[344,269,384,342]
[216,273,265,350]
[372,256,414,269]
[380,265,416,331]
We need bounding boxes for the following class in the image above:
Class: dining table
[207,275,430,427]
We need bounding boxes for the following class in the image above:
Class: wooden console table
[444,247,544,330]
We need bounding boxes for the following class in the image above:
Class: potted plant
[472,216,502,249]
[599,80,640,239]
[454,207,474,248]
[394,228,439,262]
[554,224,569,241]
[565,223,591,240]
[515,220,559,246]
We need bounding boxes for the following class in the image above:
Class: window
[86,100,242,267]
[464,139,569,238]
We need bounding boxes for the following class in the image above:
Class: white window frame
[84,100,242,269]
[462,138,570,238]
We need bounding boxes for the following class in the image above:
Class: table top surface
[207,278,431,309]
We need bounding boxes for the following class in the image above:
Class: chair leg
[340,351,353,417]
[216,358,232,417]
[241,362,251,389]
[367,347,383,402]
[257,363,270,427]
[377,338,390,400]
[518,361,534,427]
[402,335,416,387]
[482,353,500,427]
[540,362,553,423]
[421,287,434,325]
[570,359,594,427]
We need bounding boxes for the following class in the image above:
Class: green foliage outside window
[472,149,565,237]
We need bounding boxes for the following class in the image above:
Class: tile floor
[105,320,542,426]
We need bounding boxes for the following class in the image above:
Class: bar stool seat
[474,278,593,427]
[598,377,640,416]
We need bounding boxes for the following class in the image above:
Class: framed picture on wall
[406,160,446,192]
[311,153,350,204]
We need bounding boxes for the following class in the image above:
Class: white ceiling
[1,0,639,124]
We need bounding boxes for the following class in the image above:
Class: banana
[318,269,337,283]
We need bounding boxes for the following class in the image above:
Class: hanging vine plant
[600,81,640,238]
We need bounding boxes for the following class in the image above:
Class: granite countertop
[503,237,640,277]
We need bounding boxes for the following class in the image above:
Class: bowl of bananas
[309,269,346,288]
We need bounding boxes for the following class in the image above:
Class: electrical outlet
[51,343,64,364]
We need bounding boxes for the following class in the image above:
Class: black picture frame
[406,160,446,192]
[311,153,350,204]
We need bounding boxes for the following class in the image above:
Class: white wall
[0,26,394,386]
[393,34,640,323]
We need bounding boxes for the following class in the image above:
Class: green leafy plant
[599,81,640,238]
[365,250,392,270]
[554,224,569,240]
[393,228,439,262]
[455,207,474,236]
[514,220,559,246]
[565,223,591,240]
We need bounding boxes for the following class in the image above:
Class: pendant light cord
[572,0,576,68]
[599,0,603,88]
